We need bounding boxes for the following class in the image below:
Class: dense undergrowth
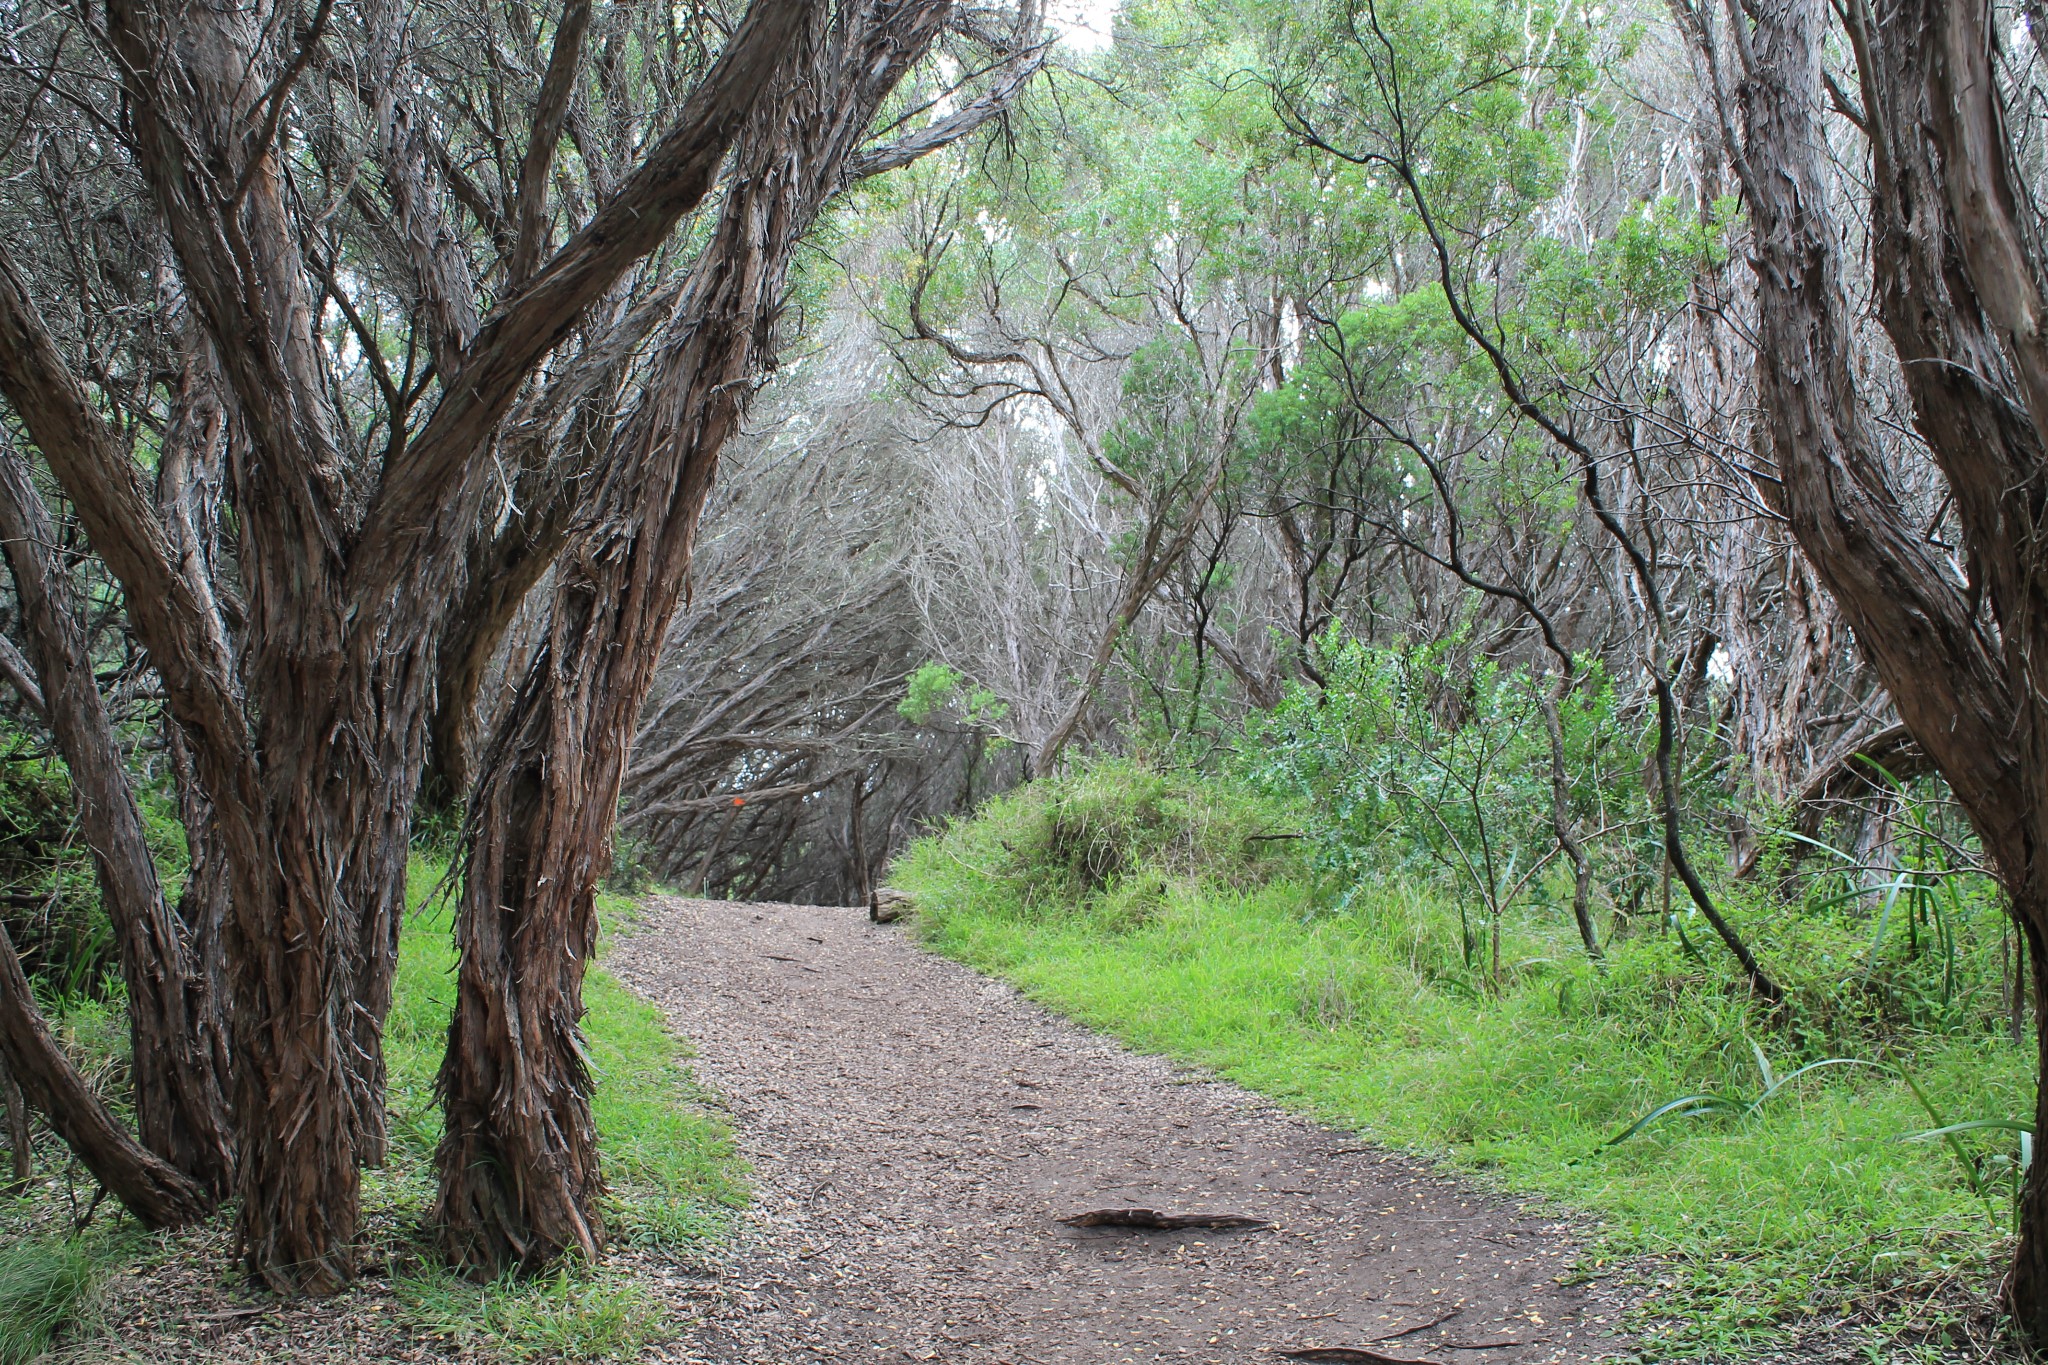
[894,758,2031,1361]
[0,854,743,1363]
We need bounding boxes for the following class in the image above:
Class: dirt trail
[611,897,1628,1365]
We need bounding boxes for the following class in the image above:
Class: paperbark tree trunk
[0,443,232,1196]
[0,919,209,1226]
[1,1049,30,1192]
[435,0,1034,1273]
[1720,0,2048,1340]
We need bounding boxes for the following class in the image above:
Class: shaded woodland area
[8,0,2048,1356]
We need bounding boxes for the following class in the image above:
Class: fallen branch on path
[1058,1208,1269,1231]
[1278,1348,1448,1365]
[1366,1307,1461,1341]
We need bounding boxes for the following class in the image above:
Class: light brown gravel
[609,896,1629,1365]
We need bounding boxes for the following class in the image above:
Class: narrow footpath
[610,898,1628,1365]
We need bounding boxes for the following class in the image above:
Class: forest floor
[608,896,1631,1365]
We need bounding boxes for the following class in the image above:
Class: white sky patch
[1049,0,1119,53]
[975,207,1013,245]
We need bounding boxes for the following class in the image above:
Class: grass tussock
[893,758,2030,1359]
[0,1231,126,1365]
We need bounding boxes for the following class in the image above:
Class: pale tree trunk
[436,0,1038,1273]
[1035,464,1229,778]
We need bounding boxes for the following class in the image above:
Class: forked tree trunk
[1722,0,2048,1342]
[436,0,978,1272]
[10,0,811,1291]
[0,0,893,1292]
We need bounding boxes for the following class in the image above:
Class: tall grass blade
[1748,1040,1776,1093]
[1745,1058,1887,1115]
[1897,1065,1988,1202]
[1605,1094,1739,1147]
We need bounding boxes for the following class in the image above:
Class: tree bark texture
[436,0,969,1274]
[0,442,232,1196]
[1729,0,2048,1339]
[0,919,209,1226]
[1,1048,30,1192]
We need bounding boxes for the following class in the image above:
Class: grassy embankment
[893,761,2032,1361]
[0,854,742,1364]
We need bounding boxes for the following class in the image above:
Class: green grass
[0,1230,129,1365]
[892,764,2032,1359]
[396,1265,663,1363]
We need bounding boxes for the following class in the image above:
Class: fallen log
[870,887,915,924]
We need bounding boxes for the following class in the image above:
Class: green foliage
[899,661,1009,734]
[0,753,112,999]
[892,764,2031,1357]
[1249,629,1635,966]
[0,1231,125,1365]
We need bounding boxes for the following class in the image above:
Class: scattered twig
[1367,1307,1462,1342]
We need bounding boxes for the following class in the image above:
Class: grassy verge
[0,855,742,1364]
[892,763,2030,1361]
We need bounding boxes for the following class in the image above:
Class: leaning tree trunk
[0,919,209,1226]
[435,128,803,1282]
[435,0,977,1273]
[1725,0,2048,1342]
[0,442,232,1195]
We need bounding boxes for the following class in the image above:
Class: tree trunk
[436,0,973,1274]
[2012,922,2048,1341]
[1539,682,1599,961]
[0,442,232,1195]
[1,1049,30,1192]
[0,918,209,1226]
[1725,0,2048,1340]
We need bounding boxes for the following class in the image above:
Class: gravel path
[609,897,1628,1365]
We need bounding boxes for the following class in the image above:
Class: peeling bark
[0,442,231,1195]
[436,0,1032,1273]
[1724,0,2048,1338]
